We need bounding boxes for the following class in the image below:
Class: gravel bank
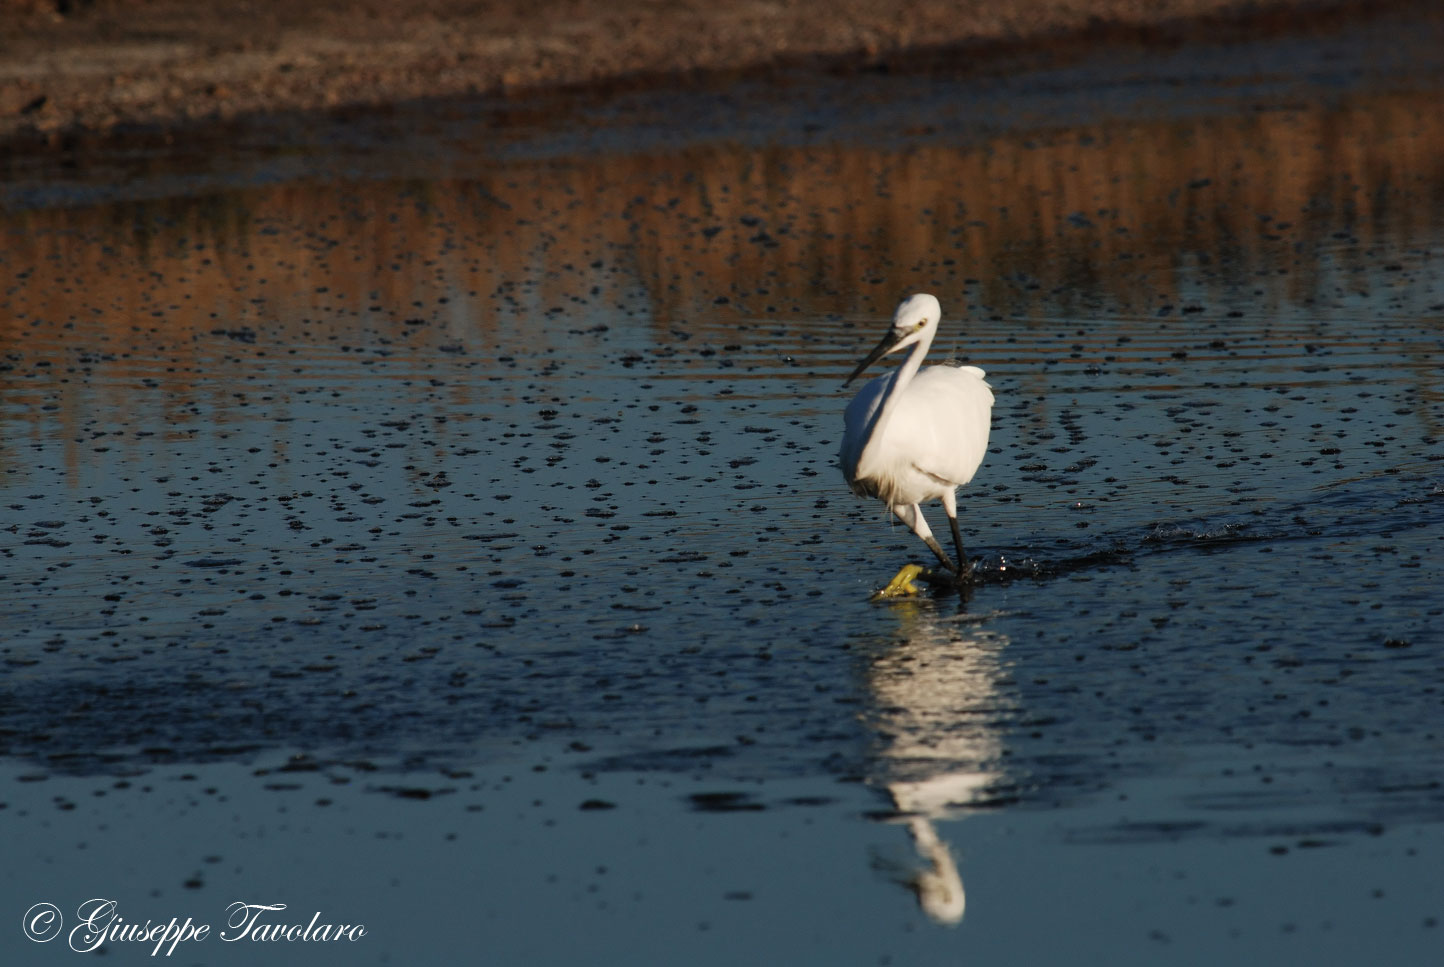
[0,0,1411,147]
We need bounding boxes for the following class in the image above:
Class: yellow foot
[872,563,926,600]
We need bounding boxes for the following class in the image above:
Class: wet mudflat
[3,10,1443,965]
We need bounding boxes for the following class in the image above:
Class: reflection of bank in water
[862,596,1015,925]
[5,80,1441,349]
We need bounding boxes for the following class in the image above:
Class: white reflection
[865,596,1012,925]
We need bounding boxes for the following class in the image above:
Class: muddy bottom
[3,11,1443,966]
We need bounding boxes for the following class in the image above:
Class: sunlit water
[3,12,1443,965]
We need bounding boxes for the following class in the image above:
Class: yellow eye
[916,319,928,329]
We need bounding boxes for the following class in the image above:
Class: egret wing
[888,365,994,488]
[839,369,896,487]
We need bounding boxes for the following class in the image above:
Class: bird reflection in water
[863,591,1013,925]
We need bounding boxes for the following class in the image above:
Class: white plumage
[839,293,993,579]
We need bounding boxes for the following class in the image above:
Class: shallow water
[3,11,1444,965]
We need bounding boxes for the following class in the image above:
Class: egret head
[844,293,942,386]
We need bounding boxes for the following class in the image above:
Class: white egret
[840,293,993,582]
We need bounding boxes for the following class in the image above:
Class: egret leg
[923,535,956,573]
[947,514,971,579]
[941,490,971,580]
[891,503,957,573]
